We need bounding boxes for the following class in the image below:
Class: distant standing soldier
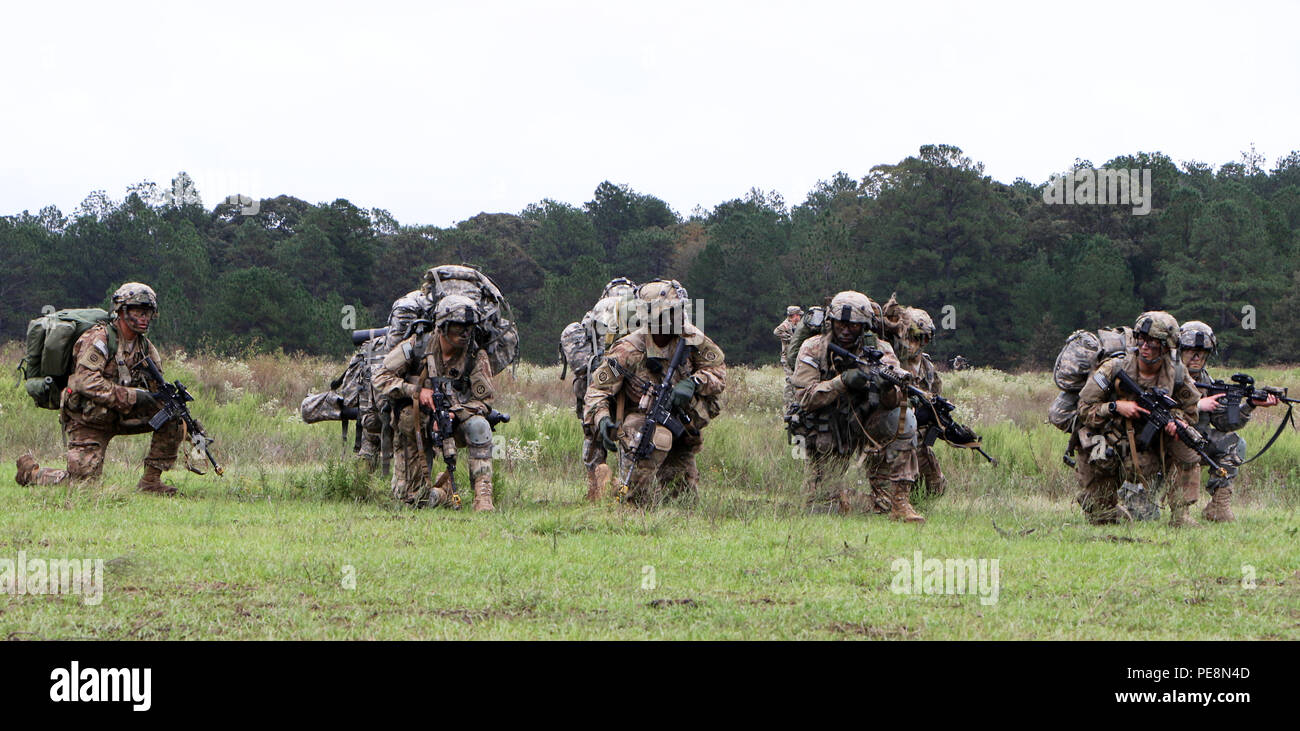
[584,281,726,506]
[372,295,499,511]
[773,306,803,406]
[15,283,184,495]
[1178,321,1278,522]
[951,355,971,371]
[789,291,925,522]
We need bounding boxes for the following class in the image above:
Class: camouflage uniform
[16,284,183,494]
[789,291,923,521]
[773,306,802,407]
[583,285,725,507]
[1179,321,1261,523]
[371,296,497,511]
[360,290,433,468]
[1074,312,1201,525]
[883,300,945,497]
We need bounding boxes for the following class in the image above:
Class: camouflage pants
[802,406,918,513]
[391,405,493,507]
[781,360,795,407]
[1075,432,1200,523]
[574,374,610,472]
[28,400,183,485]
[916,444,946,496]
[1203,428,1246,495]
[615,412,703,507]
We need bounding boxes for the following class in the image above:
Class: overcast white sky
[2,1,1297,227]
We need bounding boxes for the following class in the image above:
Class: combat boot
[868,480,893,514]
[587,463,611,503]
[15,455,39,486]
[889,481,925,524]
[1167,494,1199,528]
[1202,486,1235,523]
[472,475,495,512]
[136,466,178,496]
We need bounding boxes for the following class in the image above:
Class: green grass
[2,344,1299,639]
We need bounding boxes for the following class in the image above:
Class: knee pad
[462,415,493,447]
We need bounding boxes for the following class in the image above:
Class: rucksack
[423,265,519,375]
[558,321,591,380]
[783,306,826,367]
[16,308,117,410]
[1048,326,1135,432]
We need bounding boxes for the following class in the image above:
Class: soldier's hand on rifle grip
[133,389,158,410]
[1114,400,1147,420]
[841,368,870,392]
[670,377,697,409]
[418,388,437,414]
[1165,420,1188,438]
[1198,393,1225,412]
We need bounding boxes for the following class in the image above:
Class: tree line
[3,143,1297,369]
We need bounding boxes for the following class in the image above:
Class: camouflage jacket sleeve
[773,321,790,342]
[583,338,635,427]
[792,338,846,411]
[457,350,496,416]
[687,334,726,396]
[1077,359,1119,431]
[1174,369,1202,424]
[372,335,420,401]
[68,325,137,412]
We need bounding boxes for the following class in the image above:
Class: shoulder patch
[94,339,109,357]
[1092,370,1110,391]
[800,356,819,369]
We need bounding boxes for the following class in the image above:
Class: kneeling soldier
[372,295,499,511]
[16,283,184,495]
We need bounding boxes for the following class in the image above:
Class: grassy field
[2,342,1298,640]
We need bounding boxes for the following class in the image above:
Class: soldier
[884,299,946,497]
[372,295,499,512]
[951,355,970,371]
[15,283,184,495]
[562,280,638,501]
[789,291,925,522]
[359,289,433,470]
[584,281,726,507]
[773,306,802,406]
[1074,312,1203,526]
[1178,321,1278,523]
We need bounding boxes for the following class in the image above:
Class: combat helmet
[434,295,480,329]
[786,305,803,317]
[601,277,638,301]
[1178,320,1217,353]
[1134,311,1180,351]
[111,282,158,314]
[827,291,876,327]
[635,281,687,335]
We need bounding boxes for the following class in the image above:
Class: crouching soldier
[1075,311,1203,526]
[1178,321,1279,522]
[16,283,184,495]
[372,295,499,512]
[790,291,924,522]
[584,281,726,507]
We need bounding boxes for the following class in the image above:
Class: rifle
[914,393,998,465]
[142,357,223,476]
[418,377,460,508]
[1193,372,1297,463]
[614,337,692,502]
[828,342,996,464]
[415,377,511,509]
[1113,368,1227,477]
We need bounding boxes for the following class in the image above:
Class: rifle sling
[1240,402,1295,465]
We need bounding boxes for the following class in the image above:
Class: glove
[671,377,697,409]
[597,416,619,452]
[133,389,158,409]
[841,368,870,392]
